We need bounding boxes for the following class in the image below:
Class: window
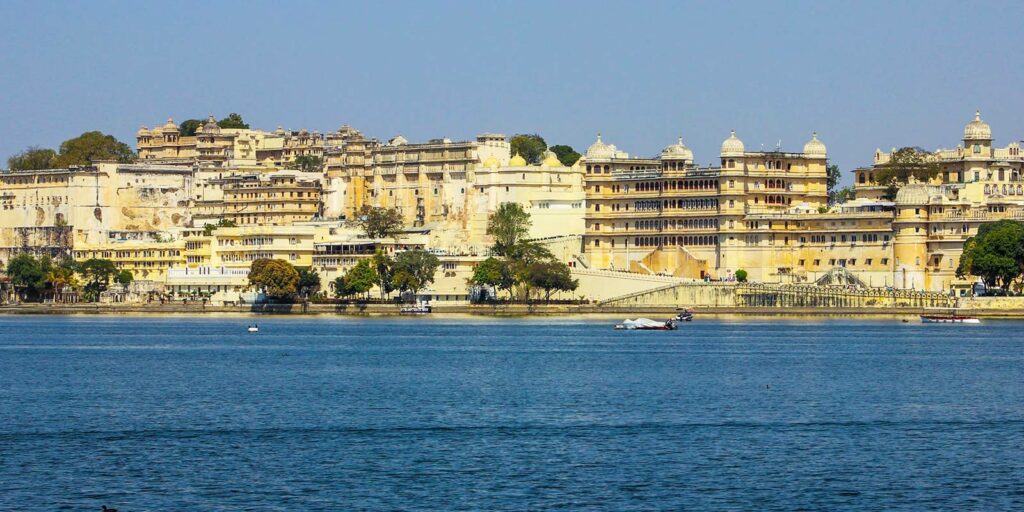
[813,259,820,266]
[798,259,805,266]
[866,258,873,265]
[973,144,981,154]
[881,258,889,265]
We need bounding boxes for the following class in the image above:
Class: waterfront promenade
[3,298,1024,317]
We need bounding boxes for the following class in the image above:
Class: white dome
[388,135,408,146]
[894,184,940,205]
[585,133,615,160]
[803,132,827,158]
[661,136,694,161]
[964,110,992,141]
[720,130,744,156]
[540,149,562,167]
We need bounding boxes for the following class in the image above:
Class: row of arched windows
[634,235,718,247]
[633,218,718,231]
[763,195,790,205]
[634,198,719,211]
[764,179,787,189]
[984,184,1024,196]
[634,180,719,192]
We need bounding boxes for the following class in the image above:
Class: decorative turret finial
[976,110,981,121]
[596,132,602,143]
[678,136,683,145]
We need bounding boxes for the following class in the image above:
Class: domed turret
[137,125,150,136]
[388,135,408,146]
[275,126,286,136]
[894,183,939,205]
[202,115,221,134]
[509,153,528,167]
[540,149,562,167]
[803,132,827,158]
[964,110,992,141]
[585,133,615,160]
[482,156,500,169]
[661,136,694,161]
[721,130,744,157]
[161,117,179,132]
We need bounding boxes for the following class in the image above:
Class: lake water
[1,315,1023,510]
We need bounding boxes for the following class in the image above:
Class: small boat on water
[615,318,678,330]
[920,315,980,324]
[247,325,259,333]
[675,308,694,322]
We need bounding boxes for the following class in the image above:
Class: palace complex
[1,111,1019,303]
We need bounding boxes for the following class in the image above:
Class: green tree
[831,186,856,204]
[471,257,505,298]
[881,183,900,201]
[487,202,532,256]
[79,258,118,301]
[296,267,321,298]
[179,119,203,137]
[735,269,748,282]
[203,218,238,236]
[217,113,249,129]
[358,205,403,239]
[115,270,134,287]
[524,260,578,301]
[331,276,351,298]
[826,164,847,204]
[7,147,57,171]
[371,250,396,299]
[509,134,547,164]
[292,155,323,172]
[873,147,940,186]
[549,144,581,167]
[956,220,1024,290]
[6,253,46,301]
[45,258,78,301]
[341,259,377,299]
[392,249,440,299]
[248,258,300,299]
[52,131,136,167]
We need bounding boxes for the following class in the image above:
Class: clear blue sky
[2,0,1022,183]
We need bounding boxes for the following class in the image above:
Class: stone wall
[599,282,956,309]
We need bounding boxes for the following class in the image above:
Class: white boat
[614,318,677,330]
[920,315,980,324]
[247,325,259,333]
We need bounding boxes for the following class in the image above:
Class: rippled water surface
[1,315,1023,510]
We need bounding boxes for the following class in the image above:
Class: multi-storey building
[215,171,322,226]
[72,239,186,282]
[137,116,326,169]
[854,111,1024,200]
[329,133,511,224]
[581,131,829,278]
[0,162,194,262]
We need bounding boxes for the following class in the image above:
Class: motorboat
[920,315,980,324]
[674,308,694,322]
[614,318,677,330]
[247,325,259,333]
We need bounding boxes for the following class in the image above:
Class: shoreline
[2,303,1024,318]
